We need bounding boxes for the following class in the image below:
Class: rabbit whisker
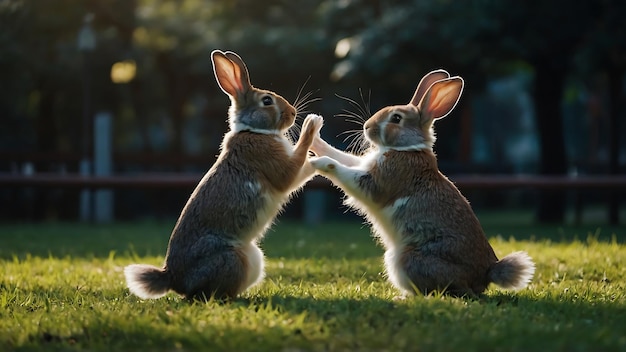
[344,118,366,126]
[295,90,316,107]
[358,88,373,117]
[335,92,371,122]
[293,76,312,108]
[347,139,368,155]
[287,119,303,141]
[335,110,366,121]
[293,77,321,119]
[295,98,322,117]
[337,129,368,155]
[341,133,362,146]
[334,113,365,127]
[337,129,362,139]
[288,78,321,143]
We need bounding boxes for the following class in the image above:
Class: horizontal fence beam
[1,173,626,190]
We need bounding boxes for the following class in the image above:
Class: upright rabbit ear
[418,77,464,121]
[409,69,450,107]
[212,50,252,97]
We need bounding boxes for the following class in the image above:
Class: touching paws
[301,114,324,140]
[310,156,338,174]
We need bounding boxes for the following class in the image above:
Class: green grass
[1,213,625,351]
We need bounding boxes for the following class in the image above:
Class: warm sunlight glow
[335,38,351,58]
[110,60,137,84]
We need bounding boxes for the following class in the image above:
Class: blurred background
[0,0,624,225]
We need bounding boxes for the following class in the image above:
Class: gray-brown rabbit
[310,70,534,297]
[124,50,323,300]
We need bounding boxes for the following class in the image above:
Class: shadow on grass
[14,291,626,351]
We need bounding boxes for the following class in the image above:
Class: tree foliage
[0,0,623,221]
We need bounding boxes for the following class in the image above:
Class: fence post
[94,112,113,223]
[79,160,92,221]
[303,188,326,225]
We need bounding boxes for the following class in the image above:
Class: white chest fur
[337,149,407,249]
[237,180,286,245]
[246,135,293,244]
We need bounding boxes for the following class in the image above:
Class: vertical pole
[78,14,96,222]
[79,159,92,221]
[607,67,623,224]
[303,187,326,226]
[94,112,114,223]
[79,48,92,222]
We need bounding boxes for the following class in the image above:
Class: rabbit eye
[390,113,402,124]
[261,95,274,106]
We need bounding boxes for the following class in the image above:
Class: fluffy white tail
[489,251,535,290]
[124,264,171,299]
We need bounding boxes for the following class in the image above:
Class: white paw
[392,294,408,301]
[310,156,337,173]
[303,114,324,134]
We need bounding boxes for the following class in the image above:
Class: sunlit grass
[1,215,625,351]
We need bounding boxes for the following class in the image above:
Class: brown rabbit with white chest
[124,50,323,300]
[310,70,534,297]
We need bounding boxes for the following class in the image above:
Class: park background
[0,0,625,225]
[2,2,626,351]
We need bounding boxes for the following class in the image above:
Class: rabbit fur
[125,50,323,301]
[310,70,535,297]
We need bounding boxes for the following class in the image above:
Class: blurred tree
[323,0,623,223]
[491,1,598,223]
[575,0,626,224]
[0,0,85,155]
[118,0,336,156]
[0,0,338,219]
[0,0,88,219]
[1,0,622,221]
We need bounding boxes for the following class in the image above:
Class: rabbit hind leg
[239,241,265,291]
[181,237,251,301]
[398,247,478,297]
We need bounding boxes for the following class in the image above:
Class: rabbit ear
[212,50,252,97]
[418,77,464,121]
[409,69,450,106]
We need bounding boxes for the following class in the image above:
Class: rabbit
[124,50,323,301]
[309,70,535,297]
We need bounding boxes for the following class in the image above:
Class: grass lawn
[1,211,625,351]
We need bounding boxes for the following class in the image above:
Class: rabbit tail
[488,251,535,290]
[124,264,171,299]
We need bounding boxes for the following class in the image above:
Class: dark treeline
[0,0,624,222]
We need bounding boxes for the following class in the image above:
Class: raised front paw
[301,114,324,143]
[309,156,337,174]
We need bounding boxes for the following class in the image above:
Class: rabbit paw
[301,114,324,138]
[392,294,408,301]
[310,156,337,174]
